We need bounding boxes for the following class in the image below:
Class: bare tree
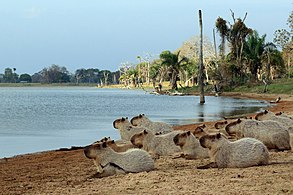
[198,10,205,104]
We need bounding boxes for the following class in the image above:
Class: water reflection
[197,103,206,123]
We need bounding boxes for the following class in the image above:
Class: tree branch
[230,9,235,22]
[243,12,248,22]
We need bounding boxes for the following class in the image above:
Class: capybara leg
[197,162,218,169]
[171,152,185,159]
[93,164,126,178]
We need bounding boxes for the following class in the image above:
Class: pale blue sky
[0,0,292,75]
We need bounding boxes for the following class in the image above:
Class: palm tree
[215,17,229,58]
[127,68,138,87]
[243,31,266,81]
[228,19,253,69]
[159,50,188,90]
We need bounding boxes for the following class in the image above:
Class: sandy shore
[0,93,292,195]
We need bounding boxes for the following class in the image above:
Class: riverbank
[0,92,292,194]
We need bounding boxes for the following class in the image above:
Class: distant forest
[0,66,121,86]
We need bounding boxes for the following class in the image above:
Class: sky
[0,0,292,75]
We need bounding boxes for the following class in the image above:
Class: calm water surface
[0,87,269,158]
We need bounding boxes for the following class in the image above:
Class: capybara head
[199,133,222,149]
[130,129,148,148]
[84,142,107,159]
[173,131,191,147]
[255,110,268,120]
[190,126,207,138]
[113,117,128,129]
[214,121,228,129]
[225,119,242,135]
[198,124,206,129]
[105,140,116,147]
[130,114,145,126]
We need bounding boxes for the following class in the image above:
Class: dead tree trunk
[198,10,205,104]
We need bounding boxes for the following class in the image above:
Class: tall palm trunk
[213,28,218,59]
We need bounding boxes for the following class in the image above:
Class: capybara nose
[199,137,205,148]
[173,135,179,144]
[130,136,135,144]
[83,146,91,158]
[225,127,230,134]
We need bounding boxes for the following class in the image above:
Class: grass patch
[230,78,293,95]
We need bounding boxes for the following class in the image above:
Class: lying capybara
[173,131,209,159]
[84,141,154,177]
[130,129,182,157]
[225,118,291,151]
[113,117,148,141]
[198,133,269,169]
[190,126,207,138]
[130,114,173,134]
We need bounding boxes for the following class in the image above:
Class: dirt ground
[0,93,292,195]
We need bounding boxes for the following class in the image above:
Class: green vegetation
[228,78,293,94]
[166,78,293,95]
[1,10,292,93]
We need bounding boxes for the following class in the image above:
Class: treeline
[0,65,120,86]
[1,11,292,89]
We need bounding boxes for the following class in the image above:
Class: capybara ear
[139,114,142,118]
[237,118,241,123]
[111,140,115,144]
[264,110,268,114]
[102,142,107,148]
[122,117,125,121]
[202,124,206,128]
[187,131,191,136]
[143,129,148,134]
[216,133,221,139]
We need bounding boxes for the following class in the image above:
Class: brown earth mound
[0,93,292,195]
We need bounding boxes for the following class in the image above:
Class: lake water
[0,87,269,158]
